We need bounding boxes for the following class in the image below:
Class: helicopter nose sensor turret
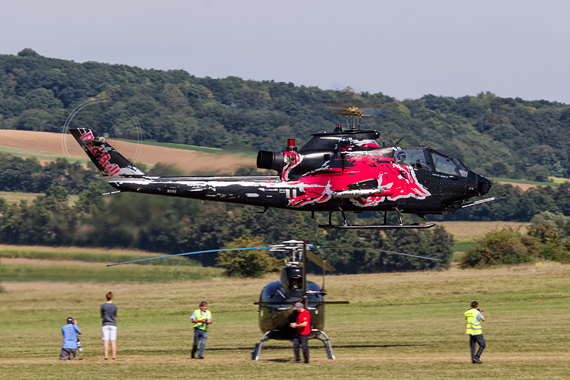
[476,174,493,195]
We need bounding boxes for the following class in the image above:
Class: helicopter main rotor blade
[305,250,336,272]
[107,246,271,266]
[310,246,441,262]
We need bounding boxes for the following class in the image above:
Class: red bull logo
[80,132,121,177]
[80,131,94,141]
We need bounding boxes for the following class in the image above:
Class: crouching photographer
[60,317,83,360]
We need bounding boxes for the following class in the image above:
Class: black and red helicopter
[108,239,441,360]
[68,106,493,228]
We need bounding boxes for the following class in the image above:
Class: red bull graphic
[79,131,121,177]
[278,147,430,208]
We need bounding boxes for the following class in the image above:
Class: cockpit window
[431,151,468,177]
[394,149,431,170]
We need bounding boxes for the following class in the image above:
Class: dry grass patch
[437,221,530,241]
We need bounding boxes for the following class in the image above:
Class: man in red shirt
[290,302,310,364]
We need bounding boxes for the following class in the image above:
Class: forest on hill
[1,48,570,181]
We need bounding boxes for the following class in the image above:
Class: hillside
[1,49,570,181]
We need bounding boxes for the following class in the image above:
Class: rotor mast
[334,106,370,130]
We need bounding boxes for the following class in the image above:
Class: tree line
[0,153,99,194]
[1,49,570,181]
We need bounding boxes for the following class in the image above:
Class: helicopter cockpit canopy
[394,148,469,177]
[394,148,432,170]
[430,150,469,177]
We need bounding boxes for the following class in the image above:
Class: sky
[3,0,570,103]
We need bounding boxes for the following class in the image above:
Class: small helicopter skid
[251,329,336,361]
[316,208,435,229]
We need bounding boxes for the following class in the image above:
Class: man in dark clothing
[101,291,118,360]
[60,317,82,360]
[289,302,310,364]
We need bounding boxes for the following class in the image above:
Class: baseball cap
[66,317,74,324]
[293,302,304,310]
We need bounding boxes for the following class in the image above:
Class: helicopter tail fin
[69,128,146,178]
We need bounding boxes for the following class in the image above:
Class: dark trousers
[293,334,309,362]
[469,334,486,360]
[59,348,76,360]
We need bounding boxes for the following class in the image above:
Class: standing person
[101,291,118,360]
[289,302,310,364]
[60,317,82,360]
[465,301,486,364]
[191,301,212,359]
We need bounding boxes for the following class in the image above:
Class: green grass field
[0,245,200,267]
[1,261,569,379]
[113,138,225,154]
[0,145,90,164]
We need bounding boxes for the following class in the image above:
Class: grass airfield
[2,261,570,379]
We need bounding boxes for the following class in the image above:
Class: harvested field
[0,130,255,174]
[493,180,539,191]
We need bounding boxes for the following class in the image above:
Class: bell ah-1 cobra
[68,106,493,228]
[107,239,442,360]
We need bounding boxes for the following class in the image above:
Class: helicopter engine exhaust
[257,150,284,171]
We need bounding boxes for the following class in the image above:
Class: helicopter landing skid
[318,223,435,229]
[319,207,435,229]
[251,329,336,361]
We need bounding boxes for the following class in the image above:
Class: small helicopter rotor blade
[107,246,271,266]
[311,246,441,262]
[305,249,336,272]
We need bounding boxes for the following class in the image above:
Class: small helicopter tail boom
[69,128,146,178]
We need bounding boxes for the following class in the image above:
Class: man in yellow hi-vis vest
[464,301,486,364]
[191,301,212,359]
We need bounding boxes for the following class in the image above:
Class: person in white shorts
[101,291,118,360]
